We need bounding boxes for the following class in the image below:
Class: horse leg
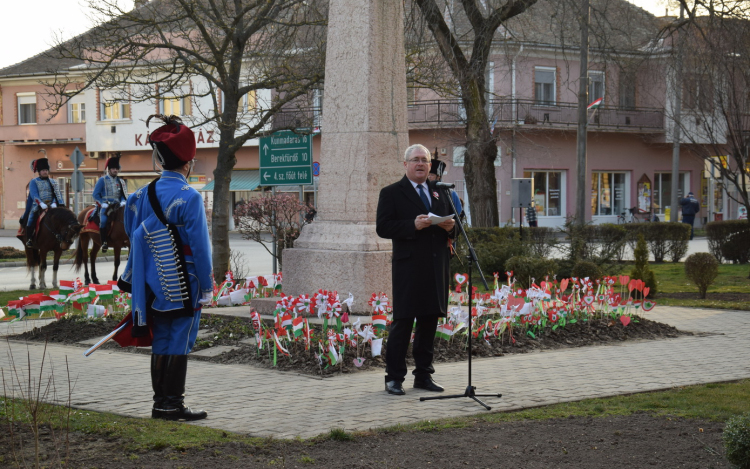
[39,252,48,290]
[52,249,62,290]
[113,247,121,281]
[82,235,92,285]
[29,259,37,290]
[91,244,101,285]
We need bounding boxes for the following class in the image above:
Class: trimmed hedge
[504,256,559,289]
[450,227,527,283]
[0,246,26,259]
[623,222,691,263]
[705,220,750,264]
[572,260,603,280]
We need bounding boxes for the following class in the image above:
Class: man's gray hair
[403,144,432,163]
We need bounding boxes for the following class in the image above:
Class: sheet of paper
[427,213,455,225]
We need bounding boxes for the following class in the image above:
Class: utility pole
[670,4,685,222]
[575,0,590,226]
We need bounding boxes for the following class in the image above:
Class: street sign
[312,161,320,176]
[70,147,84,168]
[71,170,85,192]
[259,130,313,186]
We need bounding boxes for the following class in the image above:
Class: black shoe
[25,238,34,248]
[413,377,444,392]
[385,380,405,395]
[152,401,208,421]
[101,242,108,253]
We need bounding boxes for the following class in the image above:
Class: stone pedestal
[282,0,408,312]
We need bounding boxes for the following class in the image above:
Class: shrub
[557,220,623,279]
[504,256,558,289]
[624,223,691,263]
[572,261,603,281]
[594,223,628,262]
[0,246,26,259]
[630,234,658,296]
[684,252,719,299]
[705,220,750,264]
[451,227,528,283]
[522,227,557,258]
[724,412,750,469]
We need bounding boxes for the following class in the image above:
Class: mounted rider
[92,154,128,252]
[23,158,64,248]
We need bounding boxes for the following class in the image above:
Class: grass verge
[3,380,749,449]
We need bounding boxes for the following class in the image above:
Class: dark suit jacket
[376,176,456,319]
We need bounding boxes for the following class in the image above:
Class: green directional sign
[259,130,313,186]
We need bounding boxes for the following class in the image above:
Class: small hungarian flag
[587,97,603,110]
[39,296,59,312]
[68,287,93,304]
[48,290,67,302]
[435,323,455,340]
[91,284,114,301]
[372,314,388,331]
[327,343,340,365]
[106,280,121,292]
[273,332,290,357]
[292,317,304,338]
[59,280,76,294]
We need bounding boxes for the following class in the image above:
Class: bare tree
[409,0,539,227]
[660,1,750,220]
[45,0,326,281]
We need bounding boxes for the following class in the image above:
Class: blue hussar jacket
[93,174,128,205]
[28,177,64,213]
[118,171,213,327]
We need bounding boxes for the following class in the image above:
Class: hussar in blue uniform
[92,154,128,252]
[118,114,213,421]
[24,158,64,248]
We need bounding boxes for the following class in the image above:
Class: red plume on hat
[147,114,196,169]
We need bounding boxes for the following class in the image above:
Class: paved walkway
[1,306,748,439]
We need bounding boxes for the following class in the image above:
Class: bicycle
[617,206,638,224]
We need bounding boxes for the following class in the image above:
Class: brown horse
[18,207,83,290]
[73,204,130,285]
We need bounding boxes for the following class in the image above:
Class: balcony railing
[0,123,86,144]
[271,99,666,133]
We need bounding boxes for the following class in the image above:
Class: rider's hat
[30,158,50,173]
[105,153,121,170]
[147,114,196,170]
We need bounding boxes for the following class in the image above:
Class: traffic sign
[259,130,313,186]
[312,161,320,176]
[71,170,85,192]
[70,147,84,168]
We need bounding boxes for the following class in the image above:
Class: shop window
[523,170,564,217]
[591,172,626,216]
[653,172,689,216]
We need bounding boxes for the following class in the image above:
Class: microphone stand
[420,184,502,410]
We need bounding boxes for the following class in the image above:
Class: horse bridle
[43,218,79,246]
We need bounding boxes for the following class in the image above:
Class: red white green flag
[435,323,455,341]
[372,314,388,331]
[587,97,603,110]
[292,317,304,338]
[91,284,114,301]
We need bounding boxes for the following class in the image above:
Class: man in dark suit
[376,144,456,395]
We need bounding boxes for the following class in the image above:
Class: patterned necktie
[417,184,431,211]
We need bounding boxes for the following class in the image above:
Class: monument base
[282,247,392,314]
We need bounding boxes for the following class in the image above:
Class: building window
[17,93,36,124]
[534,67,555,106]
[591,171,626,216]
[453,146,501,167]
[653,172,689,215]
[524,170,564,216]
[683,74,712,112]
[313,88,323,127]
[619,69,636,109]
[244,90,256,111]
[100,90,130,120]
[588,71,605,103]
[68,102,86,123]
[161,96,191,116]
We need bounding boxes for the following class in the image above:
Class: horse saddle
[82,207,100,234]
[16,210,48,243]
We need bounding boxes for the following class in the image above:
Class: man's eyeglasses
[408,158,430,164]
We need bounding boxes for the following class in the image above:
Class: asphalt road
[0,230,275,291]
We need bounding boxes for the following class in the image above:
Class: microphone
[435,182,455,189]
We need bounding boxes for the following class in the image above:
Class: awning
[199,170,260,192]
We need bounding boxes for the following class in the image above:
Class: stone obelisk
[282,0,409,312]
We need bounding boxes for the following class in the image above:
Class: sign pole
[271,186,277,275]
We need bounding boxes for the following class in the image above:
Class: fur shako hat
[30,158,50,173]
[105,153,122,170]
[147,114,196,170]
[430,148,446,178]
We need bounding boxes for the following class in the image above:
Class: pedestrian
[117,114,213,421]
[526,205,538,227]
[679,191,700,240]
[92,153,128,252]
[23,158,65,248]
[376,144,456,395]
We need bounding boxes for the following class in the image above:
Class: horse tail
[73,235,84,272]
[25,247,40,270]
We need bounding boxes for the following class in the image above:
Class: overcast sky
[1,0,669,70]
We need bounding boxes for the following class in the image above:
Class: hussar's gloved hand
[51,203,57,208]
[101,203,109,209]
[199,292,213,305]
[120,201,126,207]
[39,202,48,210]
